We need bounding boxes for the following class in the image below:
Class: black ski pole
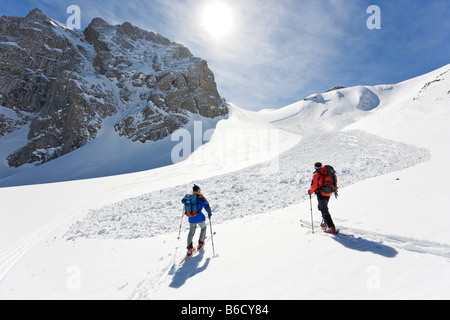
[309,194,314,234]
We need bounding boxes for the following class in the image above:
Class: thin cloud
[4,0,449,110]
[147,0,360,110]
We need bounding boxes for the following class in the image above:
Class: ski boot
[324,227,337,235]
[187,247,195,256]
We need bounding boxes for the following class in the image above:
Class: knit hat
[314,162,323,169]
[193,184,200,192]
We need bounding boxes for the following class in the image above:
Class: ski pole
[208,215,216,257]
[177,207,185,241]
[309,194,314,234]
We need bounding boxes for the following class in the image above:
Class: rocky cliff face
[0,9,228,167]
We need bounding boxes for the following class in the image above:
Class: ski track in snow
[129,258,175,300]
[129,246,182,300]
[305,219,450,260]
[344,225,450,259]
[65,130,430,241]
[0,216,65,284]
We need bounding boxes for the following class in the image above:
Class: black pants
[317,194,335,228]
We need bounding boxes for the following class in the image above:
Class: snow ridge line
[0,217,64,284]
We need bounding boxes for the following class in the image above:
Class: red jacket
[309,167,333,197]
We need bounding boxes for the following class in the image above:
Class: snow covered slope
[0,64,449,300]
[0,113,224,187]
[0,104,299,249]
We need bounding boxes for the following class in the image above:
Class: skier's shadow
[169,250,211,289]
[331,234,398,258]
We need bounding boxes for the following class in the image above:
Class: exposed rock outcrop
[0,9,228,167]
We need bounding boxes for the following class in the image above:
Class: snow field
[64,130,428,241]
[0,64,449,300]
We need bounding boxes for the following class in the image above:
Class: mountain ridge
[0,8,228,168]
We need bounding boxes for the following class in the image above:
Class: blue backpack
[183,194,199,217]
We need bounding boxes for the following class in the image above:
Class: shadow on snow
[168,250,211,289]
[331,234,398,258]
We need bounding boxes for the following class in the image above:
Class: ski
[300,219,353,237]
[300,219,323,232]
[178,251,195,267]
[178,232,216,267]
[300,219,320,229]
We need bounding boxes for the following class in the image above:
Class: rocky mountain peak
[0,9,228,168]
[25,8,50,21]
[326,86,346,93]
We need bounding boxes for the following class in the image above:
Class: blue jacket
[182,192,212,224]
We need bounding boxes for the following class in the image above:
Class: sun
[201,2,234,39]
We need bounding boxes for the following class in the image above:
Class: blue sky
[1,0,449,111]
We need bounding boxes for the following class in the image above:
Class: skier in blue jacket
[182,185,212,254]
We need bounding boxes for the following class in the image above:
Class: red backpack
[318,165,338,197]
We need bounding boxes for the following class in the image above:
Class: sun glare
[201,2,234,39]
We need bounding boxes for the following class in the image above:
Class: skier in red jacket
[308,162,337,234]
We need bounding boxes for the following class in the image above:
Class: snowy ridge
[258,85,389,135]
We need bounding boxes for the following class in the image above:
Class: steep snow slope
[0,64,449,300]
[0,113,223,187]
